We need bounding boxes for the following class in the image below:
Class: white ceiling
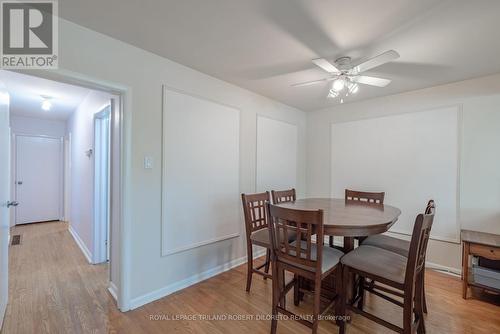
[0,70,90,121]
[59,0,500,111]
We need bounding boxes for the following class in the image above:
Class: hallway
[3,222,117,333]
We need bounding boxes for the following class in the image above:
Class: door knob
[16,181,22,185]
[6,201,19,208]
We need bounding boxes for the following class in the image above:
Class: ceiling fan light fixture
[348,82,359,94]
[293,50,399,103]
[332,78,345,92]
[328,89,339,99]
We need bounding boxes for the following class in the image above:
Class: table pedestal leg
[343,237,354,253]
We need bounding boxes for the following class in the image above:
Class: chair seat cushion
[250,228,296,247]
[341,245,407,285]
[362,234,410,257]
[288,240,344,274]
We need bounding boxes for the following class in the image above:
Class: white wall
[256,116,298,193]
[307,74,500,273]
[47,18,307,309]
[10,115,66,137]
[9,115,66,226]
[66,91,111,262]
[330,107,460,242]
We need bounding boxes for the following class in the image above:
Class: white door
[0,83,10,329]
[15,135,62,224]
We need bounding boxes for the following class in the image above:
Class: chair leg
[415,272,426,334]
[293,274,300,306]
[246,244,253,292]
[298,276,305,302]
[350,274,362,305]
[338,265,349,334]
[264,248,271,280]
[422,270,428,314]
[312,278,321,334]
[280,269,286,309]
[271,263,279,334]
[329,235,334,247]
[403,294,413,334]
[357,276,365,311]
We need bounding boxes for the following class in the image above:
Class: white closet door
[15,136,62,224]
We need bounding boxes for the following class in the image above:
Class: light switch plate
[144,156,153,169]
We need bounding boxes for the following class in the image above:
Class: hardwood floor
[2,222,499,334]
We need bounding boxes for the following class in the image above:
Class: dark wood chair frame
[360,200,435,314]
[268,204,341,334]
[271,188,296,204]
[241,192,273,292]
[328,189,386,247]
[340,202,435,334]
[272,188,305,303]
[345,189,386,204]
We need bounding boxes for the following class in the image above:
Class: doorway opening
[0,69,123,308]
[93,106,111,264]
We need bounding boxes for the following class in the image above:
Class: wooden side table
[461,229,500,299]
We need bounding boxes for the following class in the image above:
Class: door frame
[93,106,111,264]
[63,133,72,222]
[0,81,10,331]
[12,133,64,225]
[7,68,131,311]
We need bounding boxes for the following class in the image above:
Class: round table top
[276,198,401,237]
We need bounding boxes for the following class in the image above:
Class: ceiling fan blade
[352,50,399,74]
[291,77,334,87]
[352,76,391,87]
[312,58,341,73]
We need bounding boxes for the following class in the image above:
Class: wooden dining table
[275,198,402,252]
[275,198,402,306]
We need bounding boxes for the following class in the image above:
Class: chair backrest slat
[271,188,296,204]
[345,189,385,204]
[241,192,270,235]
[268,204,323,273]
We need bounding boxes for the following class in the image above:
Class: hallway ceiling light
[41,95,52,111]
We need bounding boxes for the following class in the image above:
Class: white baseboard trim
[426,261,461,276]
[108,281,118,301]
[68,225,93,264]
[129,249,266,310]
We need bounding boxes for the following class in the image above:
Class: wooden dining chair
[241,192,273,292]
[345,189,385,204]
[272,188,304,302]
[339,202,435,334]
[267,204,344,334]
[271,188,296,204]
[328,189,385,247]
[361,200,435,313]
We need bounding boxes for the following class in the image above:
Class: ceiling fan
[292,50,400,103]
